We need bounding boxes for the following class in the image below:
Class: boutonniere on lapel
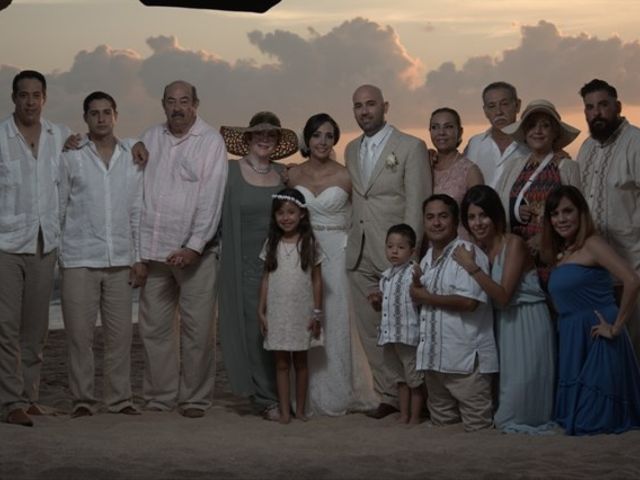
[385,152,398,171]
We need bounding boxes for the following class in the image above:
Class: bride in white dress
[288,113,378,416]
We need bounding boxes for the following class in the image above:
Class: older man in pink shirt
[137,80,228,418]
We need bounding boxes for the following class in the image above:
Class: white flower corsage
[385,152,398,170]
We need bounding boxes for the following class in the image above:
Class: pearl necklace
[245,157,271,175]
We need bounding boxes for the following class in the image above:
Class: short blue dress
[548,263,640,435]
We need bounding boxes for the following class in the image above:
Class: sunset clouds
[1,18,639,141]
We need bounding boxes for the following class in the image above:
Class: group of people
[1,69,639,437]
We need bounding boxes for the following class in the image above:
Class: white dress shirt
[139,116,228,261]
[378,260,420,346]
[0,115,70,254]
[578,119,640,272]
[58,136,143,268]
[359,122,393,185]
[416,238,499,374]
[464,129,529,188]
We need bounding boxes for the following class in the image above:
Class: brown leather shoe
[118,406,142,416]
[6,408,33,427]
[71,406,93,419]
[365,403,399,419]
[180,407,205,419]
[26,404,46,416]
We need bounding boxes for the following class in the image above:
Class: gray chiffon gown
[218,160,282,411]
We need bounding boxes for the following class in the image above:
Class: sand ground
[1,327,640,480]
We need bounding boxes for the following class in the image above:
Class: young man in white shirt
[411,194,498,431]
[58,91,144,418]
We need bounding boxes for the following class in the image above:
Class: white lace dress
[296,185,379,416]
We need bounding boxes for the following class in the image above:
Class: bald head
[163,80,199,104]
[352,84,388,136]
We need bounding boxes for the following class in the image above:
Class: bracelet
[469,267,481,276]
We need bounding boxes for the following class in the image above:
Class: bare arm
[410,283,479,312]
[258,272,269,336]
[452,236,528,308]
[310,264,323,338]
[586,236,640,337]
[465,163,484,189]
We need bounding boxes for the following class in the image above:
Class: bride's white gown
[296,186,379,416]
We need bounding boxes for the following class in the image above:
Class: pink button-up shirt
[139,116,228,262]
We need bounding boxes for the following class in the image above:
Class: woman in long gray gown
[218,112,299,420]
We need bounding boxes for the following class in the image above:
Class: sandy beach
[1,325,640,480]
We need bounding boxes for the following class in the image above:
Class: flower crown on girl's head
[272,193,307,208]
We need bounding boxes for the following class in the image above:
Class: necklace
[245,157,271,175]
[282,241,297,257]
[556,243,577,261]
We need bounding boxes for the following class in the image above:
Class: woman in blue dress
[452,185,555,433]
[542,185,640,435]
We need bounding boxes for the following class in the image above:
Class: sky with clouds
[1,0,639,156]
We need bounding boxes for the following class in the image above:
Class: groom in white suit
[345,85,432,418]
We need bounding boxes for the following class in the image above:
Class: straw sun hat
[220,111,299,161]
[502,99,580,150]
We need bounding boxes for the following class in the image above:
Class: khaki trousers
[139,248,219,411]
[0,235,56,414]
[61,267,134,413]
[424,359,494,432]
[348,238,395,406]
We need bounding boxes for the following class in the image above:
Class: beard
[588,116,621,142]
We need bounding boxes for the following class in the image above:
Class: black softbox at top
[140,0,281,13]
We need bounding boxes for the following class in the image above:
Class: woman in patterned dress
[494,100,580,288]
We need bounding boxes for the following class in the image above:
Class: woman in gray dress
[219,112,299,420]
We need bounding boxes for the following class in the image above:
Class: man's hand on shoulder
[132,141,149,167]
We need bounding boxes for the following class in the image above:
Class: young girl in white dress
[258,188,323,424]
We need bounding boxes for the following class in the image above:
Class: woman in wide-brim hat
[218,111,298,422]
[493,99,581,289]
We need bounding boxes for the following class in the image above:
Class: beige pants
[0,234,56,414]
[61,267,134,413]
[348,239,395,406]
[139,248,219,411]
[425,359,494,432]
[383,343,423,388]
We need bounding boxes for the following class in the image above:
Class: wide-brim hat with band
[220,111,299,161]
[502,99,580,150]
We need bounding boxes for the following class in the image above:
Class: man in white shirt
[58,91,144,418]
[464,82,529,187]
[0,70,71,427]
[411,194,498,432]
[137,80,228,418]
[576,79,640,358]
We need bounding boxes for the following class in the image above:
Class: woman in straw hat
[218,111,299,421]
[287,113,378,416]
[494,99,581,288]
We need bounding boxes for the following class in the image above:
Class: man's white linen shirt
[377,260,420,346]
[578,118,640,271]
[464,129,529,188]
[58,137,143,268]
[0,115,69,254]
[139,116,228,262]
[415,238,498,374]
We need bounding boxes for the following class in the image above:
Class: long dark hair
[301,113,341,158]
[460,185,506,237]
[540,185,595,265]
[264,188,317,272]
